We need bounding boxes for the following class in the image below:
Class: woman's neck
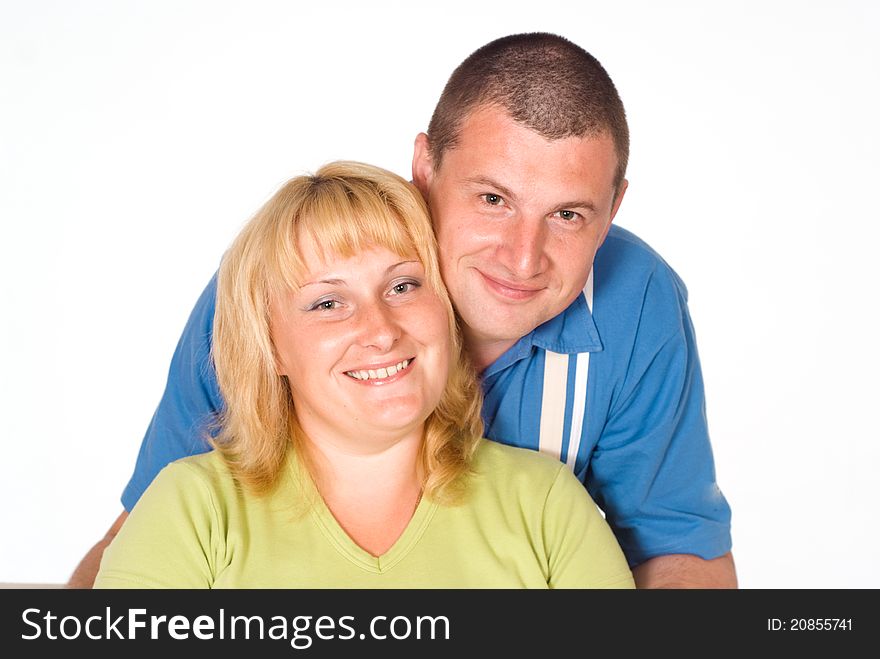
[302,427,425,557]
[310,434,421,498]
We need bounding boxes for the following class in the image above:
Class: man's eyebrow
[300,260,420,288]
[464,176,518,202]
[465,176,598,213]
[555,199,598,213]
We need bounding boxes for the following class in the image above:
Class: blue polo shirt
[121,224,732,567]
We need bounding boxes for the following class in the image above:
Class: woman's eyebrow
[300,260,420,288]
[300,277,345,288]
[386,259,420,273]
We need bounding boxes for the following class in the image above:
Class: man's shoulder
[583,224,694,361]
[597,225,685,288]
[602,224,659,254]
[593,224,689,310]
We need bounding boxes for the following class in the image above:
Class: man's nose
[356,301,401,352]
[498,216,548,279]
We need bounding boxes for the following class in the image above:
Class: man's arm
[632,551,737,589]
[70,273,223,588]
[586,233,733,576]
[120,274,222,511]
[66,511,129,589]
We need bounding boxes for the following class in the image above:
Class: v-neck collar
[309,491,437,573]
[284,449,438,574]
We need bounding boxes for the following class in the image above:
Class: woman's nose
[356,302,401,351]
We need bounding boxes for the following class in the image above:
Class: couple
[95,160,635,588]
[84,32,735,588]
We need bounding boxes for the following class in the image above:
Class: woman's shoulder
[155,450,236,495]
[165,449,229,476]
[472,439,570,491]
[155,449,303,511]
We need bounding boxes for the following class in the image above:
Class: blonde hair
[211,161,483,502]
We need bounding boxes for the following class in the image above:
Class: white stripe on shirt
[565,271,594,469]
[538,351,568,460]
[539,269,595,466]
[565,351,590,470]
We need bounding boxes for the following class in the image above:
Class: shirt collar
[482,289,604,378]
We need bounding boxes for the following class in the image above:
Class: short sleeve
[543,465,635,589]
[587,267,732,566]
[96,460,220,589]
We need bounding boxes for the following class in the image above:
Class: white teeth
[346,359,410,381]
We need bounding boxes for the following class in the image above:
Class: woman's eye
[309,299,339,311]
[390,280,420,295]
[482,193,503,206]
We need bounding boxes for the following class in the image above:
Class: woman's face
[270,238,452,451]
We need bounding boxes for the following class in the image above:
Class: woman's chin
[348,402,435,439]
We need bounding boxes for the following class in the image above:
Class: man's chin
[463,313,544,346]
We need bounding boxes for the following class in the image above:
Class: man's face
[413,105,627,365]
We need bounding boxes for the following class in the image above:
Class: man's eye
[556,209,580,221]
[482,193,503,206]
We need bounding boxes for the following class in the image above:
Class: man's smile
[477,270,546,301]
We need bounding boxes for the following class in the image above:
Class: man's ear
[599,179,628,246]
[610,178,628,222]
[411,132,434,199]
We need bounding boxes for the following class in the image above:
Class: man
[69,32,735,588]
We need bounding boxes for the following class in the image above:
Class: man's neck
[464,334,518,375]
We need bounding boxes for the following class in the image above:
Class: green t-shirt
[95,440,634,589]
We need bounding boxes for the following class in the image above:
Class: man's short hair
[427,32,630,192]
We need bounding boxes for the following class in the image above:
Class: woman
[94,161,635,588]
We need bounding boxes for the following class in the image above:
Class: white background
[2,0,878,588]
